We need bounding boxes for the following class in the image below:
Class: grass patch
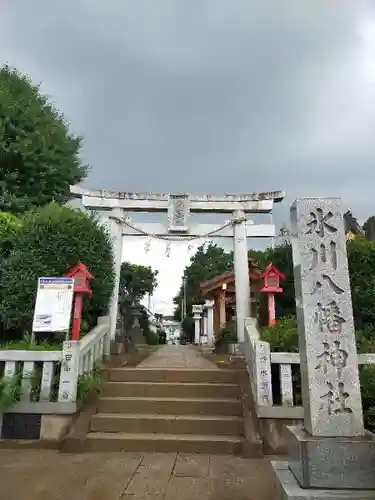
[0,335,62,351]
[77,365,104,405]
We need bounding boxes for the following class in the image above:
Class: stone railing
[244,322,375,419]
[0,316,110,415]
[76,316,110,376]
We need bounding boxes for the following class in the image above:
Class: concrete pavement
[137,344,216,369]
[0,449,278,500]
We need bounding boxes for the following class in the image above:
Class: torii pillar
[233,210,251,343]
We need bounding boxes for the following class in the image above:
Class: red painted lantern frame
[66,263,93,340]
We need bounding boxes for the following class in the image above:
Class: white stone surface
[233,210,251,343]
[4,361,16,378]
[0,351,61,362]
[202,314,208,345]
[168,194,189,232]
[280,363,294,407]
[58,341,80,403]
[245,317,260,342]
[254,340,273,406]
[120,221,275,238]
[70,185,285,213]
[193,313,201,344]
[205,300,215,346]
[40,361,54,401]
[108,208,124,340]
[272,461,375,499]
[20,361,34,402]
[291,198,364,437]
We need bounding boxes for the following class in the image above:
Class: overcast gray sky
[1,0,375,313]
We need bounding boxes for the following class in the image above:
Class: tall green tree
[120,262,158,304]
[0,212,21,260]
[347,237,375,330]
[173,243,234,319]
[0,65,87,213]
[363,216,375,241]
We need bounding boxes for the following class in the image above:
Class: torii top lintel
[70,185,285,214]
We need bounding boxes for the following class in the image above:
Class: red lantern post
[66,263,93,341]
[259,263,286,327]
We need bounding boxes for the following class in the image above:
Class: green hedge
[216,321,237,344]
[0,203,115,338]
[261,316,375,431]
[261,316,299,353]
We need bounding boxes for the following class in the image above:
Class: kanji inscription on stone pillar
[168,194,189,232]
[290,198,364,437]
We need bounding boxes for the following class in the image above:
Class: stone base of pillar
[272,461,375,499]
[110,340,125,355]
[286,425,375,490]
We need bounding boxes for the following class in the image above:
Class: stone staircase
[85,367,246,454]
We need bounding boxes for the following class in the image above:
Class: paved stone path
[0,450,278,500]
[138,344,216,369]
[0,346,279,499]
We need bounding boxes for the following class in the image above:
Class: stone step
[101,381,241,399]
[85,431,244,454]
[98,396,242,416]
[107,368,239,384]
[90,413,244,436]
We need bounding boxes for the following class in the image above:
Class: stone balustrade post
[192,305,203,345]
[205,300,215,347]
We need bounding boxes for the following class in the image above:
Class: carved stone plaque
[168,194,189,232]
[2,413,41,440]
[290,198,364,437]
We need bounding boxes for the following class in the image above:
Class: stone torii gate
[70,186,284,344]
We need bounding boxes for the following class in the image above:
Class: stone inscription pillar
[291,198,363,437]
[272,198,375,497]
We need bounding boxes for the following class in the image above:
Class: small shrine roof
[200,259,260,297]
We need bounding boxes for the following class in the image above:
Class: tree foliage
[261,316,299,352]
[363,216,375,240]
[174,233,375,334]
[0,203,115,338]
[347,238,375,329]
[120,262,158,304]
[0,65,87,213]
[181,315,195,343]
[254,238,375,330]
[0,212,21,259]
[173,243,233,319]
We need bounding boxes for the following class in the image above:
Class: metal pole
[183,277,187,320]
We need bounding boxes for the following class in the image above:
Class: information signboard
[32,277,74,332]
